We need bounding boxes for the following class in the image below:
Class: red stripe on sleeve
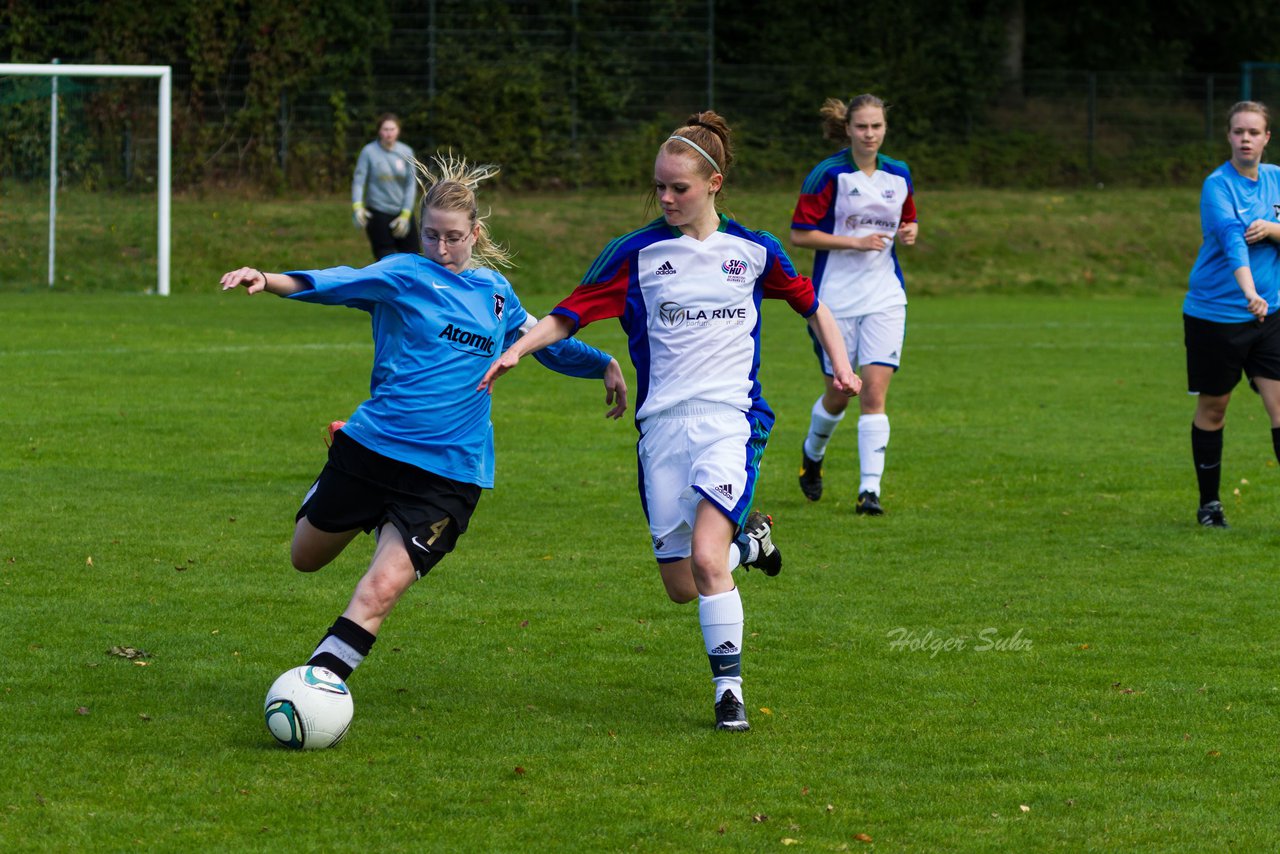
[791,182,835,229]
[554,257,631,328]
[762,257,819,316]
[900,191,917,224]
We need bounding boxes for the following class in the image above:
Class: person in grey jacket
[352,113,420,259]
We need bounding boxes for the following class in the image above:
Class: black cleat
[856,490,884,516]
[714,690,750,731]
[739,511,782,577]
[798,451,824,501]
[1196,500,1228,528]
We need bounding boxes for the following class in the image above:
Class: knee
[290,547,325,573]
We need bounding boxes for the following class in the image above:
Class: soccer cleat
[714,690,750,731]
[326,420,346,448]
[1196,500,1228,528]
[739,511,782,577]
[856,490,884,516]
[798,451,824,501]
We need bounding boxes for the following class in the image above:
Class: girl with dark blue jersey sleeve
[219,155,628,713]
[1183,102,1280,528]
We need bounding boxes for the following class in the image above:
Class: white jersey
[792,151,917,318]
[551,215,819,425]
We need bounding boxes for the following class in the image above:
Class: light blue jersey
[287,253,612,488]
[1184,161,1280,323]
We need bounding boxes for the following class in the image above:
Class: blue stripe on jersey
[876,153,914,192]
[582,218,673,285]
[800,150,851,195]
[623,263,652,423]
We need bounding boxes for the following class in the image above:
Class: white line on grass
[0,341,369,359]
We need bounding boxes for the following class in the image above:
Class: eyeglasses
[423,231,469,247]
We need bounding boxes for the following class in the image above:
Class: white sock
[699,588,744,702]
[803,397,845,460]
[858,413,890,495]
[726,540,756,573]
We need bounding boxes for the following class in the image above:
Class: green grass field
[3,189,1279,851]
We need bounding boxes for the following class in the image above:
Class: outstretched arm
[219,267,308,296]
[479,313,575,392]
[807,303,861,396]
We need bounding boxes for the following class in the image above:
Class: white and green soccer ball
[263,665,353,749]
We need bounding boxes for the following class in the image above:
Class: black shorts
[365,209,420,260]
[1184,313,1280,396]
[297,431,481,579]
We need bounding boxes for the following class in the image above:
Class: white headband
[667,135,721,173]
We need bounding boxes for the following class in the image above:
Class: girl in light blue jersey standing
[220,154,627,695]
[351,113,420,260]
[1184,101,1280,528]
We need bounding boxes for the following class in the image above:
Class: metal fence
[4,26,1280,192]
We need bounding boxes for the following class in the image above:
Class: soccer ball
[263,665,354,749]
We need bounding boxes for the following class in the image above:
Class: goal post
[0,62,171,295]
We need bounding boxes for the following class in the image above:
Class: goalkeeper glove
[390,209,412,238]
[352,202,369,228]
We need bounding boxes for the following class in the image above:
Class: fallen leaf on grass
[752,814,769,823]
[826,804,835,813]
[1020,804,1031,813]
[759,707,772,715]
[854,833,873,843]
[85,556,94,566]
[514,766,526,776]
[75,707,90,716]
[138,714,152,722]
[107,646,151,660]
[1206,750,1221,758]
[782,839,798,846]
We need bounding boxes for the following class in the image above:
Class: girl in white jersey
[791,94,918,516]
[480,112,859,731]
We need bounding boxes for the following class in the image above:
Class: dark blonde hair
[1228,100,1270,132]
[659,110,735,180]
[412,152,512,269]
[820,94,888,141]
[375,112,401,134]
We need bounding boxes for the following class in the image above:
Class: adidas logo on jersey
[712,483,734,501]
[848,187,861,196]
[655,261,677,276]
[711,640,739,655]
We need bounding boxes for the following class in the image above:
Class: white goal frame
[0,62,172,295]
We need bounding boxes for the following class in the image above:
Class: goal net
[0,63,170,294]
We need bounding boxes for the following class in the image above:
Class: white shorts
[637,401,770,562]
[815,305,906,373]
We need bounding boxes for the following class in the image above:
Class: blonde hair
[820,94,888,141]
[412,152,512,269]
[1228,100,1270,132]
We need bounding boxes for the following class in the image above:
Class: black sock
[1191,423,1223,506]
[306,616,376,681]
[1272,427,1280,466]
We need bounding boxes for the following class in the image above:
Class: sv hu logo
[721,259,747,276]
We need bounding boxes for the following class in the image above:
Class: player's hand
[352,202,370,228]
[390,209,412,238]
[1245,219,1278,245]
[478,348,522,394]
[1245,290,1268,319]
[854,233,893,251]
[897,222,918,245]
[602,358,628,419]
[833,367,862,397]
[219,266,268,295]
